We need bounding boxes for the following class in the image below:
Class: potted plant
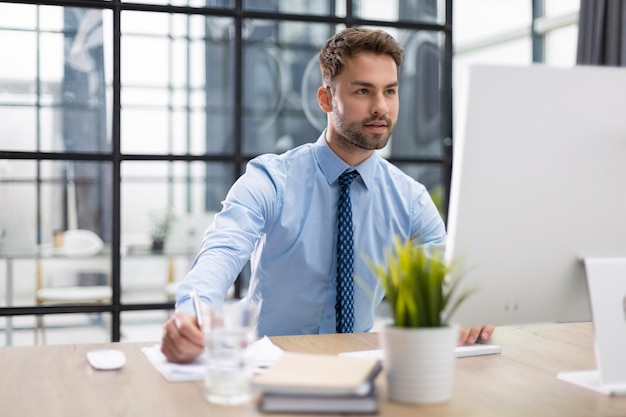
[366,237,474,405]
[149,208,175,253]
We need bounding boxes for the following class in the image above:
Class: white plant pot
[379,325,459,405]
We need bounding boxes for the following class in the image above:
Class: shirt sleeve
[175,158,279,314]
[411,185,447,253]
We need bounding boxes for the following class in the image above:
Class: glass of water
[202,301,259,405]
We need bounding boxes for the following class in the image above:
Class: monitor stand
[557,258,626,396]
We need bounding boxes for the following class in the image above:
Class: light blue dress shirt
[176,132,446,336]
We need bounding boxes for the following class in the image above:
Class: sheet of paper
[142,335,285,382]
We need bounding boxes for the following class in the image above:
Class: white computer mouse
[87,349,126,370]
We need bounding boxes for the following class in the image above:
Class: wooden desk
[1,323,625,417]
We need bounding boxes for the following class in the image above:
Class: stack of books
[252,352,381,414]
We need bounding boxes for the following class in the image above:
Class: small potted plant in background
[149,208,175,253]
[366,237,474,405]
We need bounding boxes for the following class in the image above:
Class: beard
[331,106,395,151]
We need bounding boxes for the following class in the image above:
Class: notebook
[258,384,378,414]
[252,352,382,397]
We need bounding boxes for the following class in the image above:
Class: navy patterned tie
[336,170,359,333]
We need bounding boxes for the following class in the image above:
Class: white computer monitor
[446,64,626,395]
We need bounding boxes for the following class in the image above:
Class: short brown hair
[319,27,404,88]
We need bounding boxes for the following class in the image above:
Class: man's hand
[161,312,204,364]
[459,326,495,345]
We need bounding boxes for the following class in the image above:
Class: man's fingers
[160,314,204,364]
[161,330,201,363]
[160,335,178,361]
[458,328,470,346]
[161,318,186,360]
[174,315,204,346]
[459,326,495,345]
[465,327,482,344]
[478,325,495,341]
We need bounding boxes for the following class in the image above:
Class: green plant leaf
[366,236,475,328]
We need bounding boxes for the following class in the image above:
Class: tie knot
[339,170,359,187]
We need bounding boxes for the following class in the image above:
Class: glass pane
[39,160,113,241]
[243,22,445,158]
[0,160,38,260]
[454,0,531,45]
[121,108,170,153]
[0,29,38,154]
[0,31,37,80]
[120,13,234,155]
[242,20,337,154]
[454,39,533,69]
[0,7,112,153]
[453,38,532,143]
[39,32,65,86]
[0,3,37,29]
[122,86,170,107]
[121,161,231,302]
[244,0,339,16]
[392,29,445,159]
[2,313,111,346]
[120,310,167,343]
[120,160,229,246]
[40,5,65,32]
[38,160,113,314]
[121,161,230,238]
[121,253,187,304]
[353,0,444,24]
[0,108,37,150]
[127,0,233,8]
[0,160,112,309]
[122,36,170,86]
[546,26,578,67]
[546,0,580,17]
[121,10,170,36]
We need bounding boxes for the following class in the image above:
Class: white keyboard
[339,343,501,360]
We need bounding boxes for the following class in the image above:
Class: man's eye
[355,89,368,95]
[385,89,398,95]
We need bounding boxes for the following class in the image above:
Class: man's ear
[317,86,332,113]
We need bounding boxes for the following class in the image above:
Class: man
[162,27,493,363]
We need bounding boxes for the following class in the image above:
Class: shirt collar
[313,130,378,190]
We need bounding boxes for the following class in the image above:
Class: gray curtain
[577,0,626,65]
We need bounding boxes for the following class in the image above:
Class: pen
[190,288,204,328]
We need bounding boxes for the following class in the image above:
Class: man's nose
[371,93,389,115]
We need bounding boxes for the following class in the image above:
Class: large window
[0,0,453,346]
[453,0,580,138]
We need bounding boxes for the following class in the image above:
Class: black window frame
[0,0,454,343]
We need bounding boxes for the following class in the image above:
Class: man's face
[329,52,399,151]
